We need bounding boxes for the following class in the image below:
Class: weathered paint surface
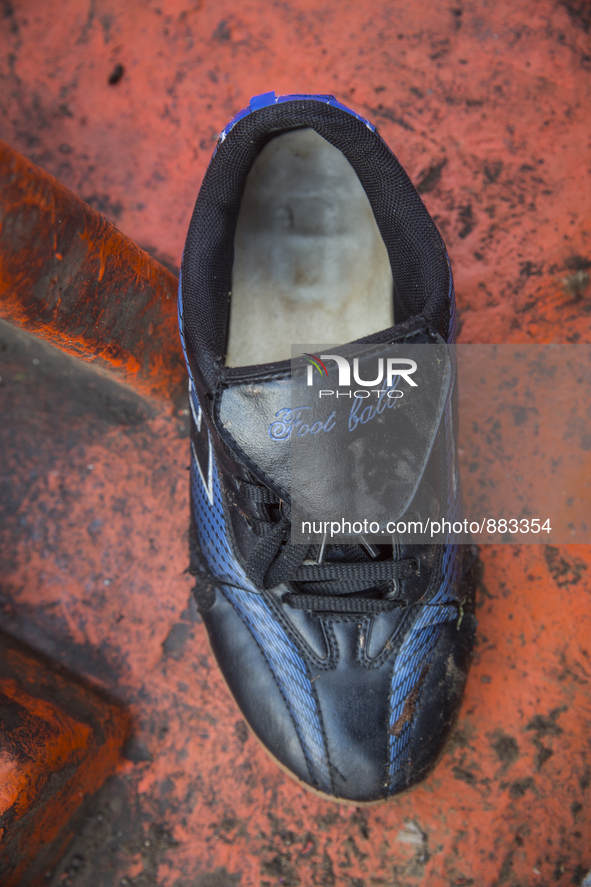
[0,0,590,885]
[0,631,130,887]
[0,141,184,404]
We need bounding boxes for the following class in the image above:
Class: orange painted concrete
[0,1,590,886]
[0,141,184,405]
[0,631,129,887]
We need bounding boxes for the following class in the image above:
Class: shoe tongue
[216,330,452,522]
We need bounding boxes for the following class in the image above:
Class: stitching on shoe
[264,591,338,672]
[359,609,414,670]
[320,619,339,668]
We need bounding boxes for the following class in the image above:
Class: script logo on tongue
[268,407,336,441]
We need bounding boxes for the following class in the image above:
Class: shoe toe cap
[201,586,476,802]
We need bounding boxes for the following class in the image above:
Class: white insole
[226,128,394,367]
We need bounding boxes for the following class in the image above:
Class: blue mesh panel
[387,603,458,789]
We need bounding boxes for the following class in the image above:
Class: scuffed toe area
[198,581,477,803]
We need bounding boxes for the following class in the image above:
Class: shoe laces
[238,480,420,614]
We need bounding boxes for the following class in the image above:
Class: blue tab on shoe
[218,91,375,148]
[249,91,277,111]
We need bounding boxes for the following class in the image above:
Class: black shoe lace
[238,480,420,614]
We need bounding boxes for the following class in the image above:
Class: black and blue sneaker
[178,92,477,803]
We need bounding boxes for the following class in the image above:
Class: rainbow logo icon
[303,353,329,377]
